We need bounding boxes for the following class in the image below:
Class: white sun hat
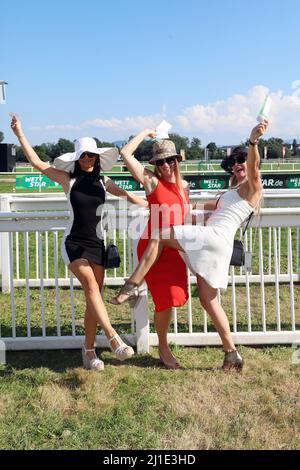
[53,137,119,173]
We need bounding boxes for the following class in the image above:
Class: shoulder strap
[242,212,254,236]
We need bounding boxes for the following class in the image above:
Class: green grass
[0,345,300,449]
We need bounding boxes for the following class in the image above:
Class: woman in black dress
[11,115,147,371]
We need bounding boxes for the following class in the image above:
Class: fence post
[0,196,11,293]
[132,237,149,353]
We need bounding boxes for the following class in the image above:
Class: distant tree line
[0,129,299,162]
[14,137,118,163]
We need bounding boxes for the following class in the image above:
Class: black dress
[61,171,106,266]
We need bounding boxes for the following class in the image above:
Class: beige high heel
[82,344,104,371]
[109,281,139,307]
[108,333,135,361]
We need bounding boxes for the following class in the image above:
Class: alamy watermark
[95,200,206,251]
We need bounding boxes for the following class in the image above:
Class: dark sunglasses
[228,154,247,169]
[221,154,247,173]
[155,156,177,167]
[79,152,98,159]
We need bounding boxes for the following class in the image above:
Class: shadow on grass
[1,349,164,373]
[0,349,217,378]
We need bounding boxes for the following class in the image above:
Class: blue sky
[1,0,300,146]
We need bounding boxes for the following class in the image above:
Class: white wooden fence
[0,193,300,352]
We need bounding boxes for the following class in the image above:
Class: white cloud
[82,118,122,129]
[30,108,167,134]
[176,85,300,143]
[29,87,300,144]
[46,124,81,130]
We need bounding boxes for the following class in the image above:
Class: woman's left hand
[250,120,268,143]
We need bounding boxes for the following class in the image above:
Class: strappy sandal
[109,281,139,307]
[222,350,244,372]
[108,333,135,361]
[82,344,104,371]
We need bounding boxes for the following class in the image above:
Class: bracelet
[18,134,25,138]
[249,140,258,146]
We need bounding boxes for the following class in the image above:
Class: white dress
[173,189,254,289]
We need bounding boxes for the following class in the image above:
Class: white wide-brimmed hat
[53,137,119,173]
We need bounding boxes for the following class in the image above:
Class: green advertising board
[260,174,300,189]
[15,172,300,191]
[15,173,143,191]
[110,177,143,191]
[16,174,61,190]
[184,175,228,190]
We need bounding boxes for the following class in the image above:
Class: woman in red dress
[111,129,189,369]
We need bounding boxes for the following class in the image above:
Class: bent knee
[81,277,100,295]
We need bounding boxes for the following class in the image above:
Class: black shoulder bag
[230,212,254,267]
[105,243,121,269]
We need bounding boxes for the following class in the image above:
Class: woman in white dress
[111,121,268,371]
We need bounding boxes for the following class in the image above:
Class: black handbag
[230,240,245,266]
[230,212,254,266]
[105,243,121,269]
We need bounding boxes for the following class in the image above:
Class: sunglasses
[79,152,98,159]
[228,154,246,168]
[155,156,177,167]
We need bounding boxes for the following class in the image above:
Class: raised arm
[121,129,157,194]
[10,115,70,188]
[104,176,148,208]
[247,121,268,193]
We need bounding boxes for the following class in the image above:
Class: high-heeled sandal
[222,350,243,372]
[108,333,135,361]
[82,344,104,371]
[109,281,139,307]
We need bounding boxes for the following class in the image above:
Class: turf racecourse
[1,345,300,450]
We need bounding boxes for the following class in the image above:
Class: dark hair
[231,146,248,159]
[220,146,248,174]
[70,158,101,179]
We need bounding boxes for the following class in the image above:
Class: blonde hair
[154,159,186,200]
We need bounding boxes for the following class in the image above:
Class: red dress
[137,179,189,312]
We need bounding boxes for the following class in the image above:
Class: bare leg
[197,275,236,352]
[69,259,128,352]
[84,262,104,360]
[131,227,182,284]
[112,227,183,304]
[155,308,180,369]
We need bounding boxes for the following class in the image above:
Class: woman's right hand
[10,113,24,138]
[249,120,268,143]
[146,128,157,139]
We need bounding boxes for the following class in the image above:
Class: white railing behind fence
[0,206,300,352]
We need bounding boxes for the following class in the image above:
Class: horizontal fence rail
[0,198,300,352]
